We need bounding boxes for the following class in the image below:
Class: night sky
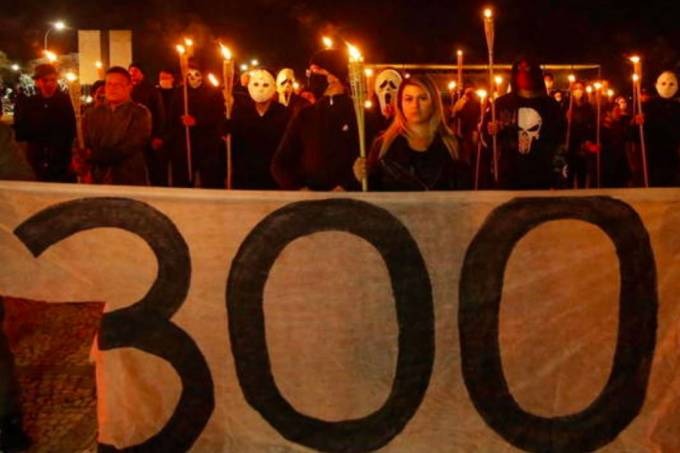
[1,0,678,90]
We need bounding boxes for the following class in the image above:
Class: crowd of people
[2,48,680,191]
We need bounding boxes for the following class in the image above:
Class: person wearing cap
[82,66,151,185]
[13,63,76,182]
[270,48,362,191]
[129,63,167,186]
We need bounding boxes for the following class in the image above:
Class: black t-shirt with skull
[484,92,565,189]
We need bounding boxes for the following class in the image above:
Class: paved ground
[4,297,101,452]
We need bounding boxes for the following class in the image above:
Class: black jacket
[271,94,361,190]
[131,80,165,139]
[229,99,290,189]
[367,135,471,191]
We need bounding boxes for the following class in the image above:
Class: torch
[95,61,105,80]
[630,55,649,187]
[594,81,602,188]
[220,44,236,189]
[348,43,368,192]
[448,80,457,120]
[483,7,499,184]
[475,89,488,190]
[177,42,193,184]
[456,49,464,135]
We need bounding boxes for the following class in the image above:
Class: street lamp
[44,20,67,51]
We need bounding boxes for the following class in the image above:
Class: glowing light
[364,68,374,77]
[568,74,576,83]
[95,61,103,69]
[322,36,333,49]
[292,81,300,91]
[607,89,615,98]
[84,95,93,104]
[11,64,19,72]
[448,81,457,91]
[240,64,249,72]
[483,8,493,19]
[176,44,186,55]
[457,49,463,57]
[347,44,363,62]
[219,44,232,60]
[207,73,220,87]
[65,71,77,82]
[54,21,66,31]
[44,50,58,62]
[586,85,593,94]
[184,38,193,47]
[476,89,488,99]
[629,55,640,64]
[404,73,411,79]
[364,100,373,109]
[250,59,259,67]
[632,74,640,82]
[594,82,603,90]
[494,75,503,86]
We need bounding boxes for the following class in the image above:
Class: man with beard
[229,69,289,189]
[484,57,565,189]
[639,71,680,186]
[13,64,76,182]
[169,65,226,188]
[271,48,363,191]
[276,68,310,119]
[129,63,167,186]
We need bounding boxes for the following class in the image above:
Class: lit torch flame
[364,68,374,77]
[322,36,333,49]
[448,81,457,91]
[176,44,186,55]
[220,44,232,60]
[184,38,193,47]
[207,73,220,87]
[347,44,363,62]
[629,55,640,64]
[483,8,493,19]
[95,61,103,69]
[44,50,58,62]
[494,75,503,86]
[65,72,77,82]
[568,74,576,84]
[476,89,488,100]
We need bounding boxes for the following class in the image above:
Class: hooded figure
[482,56,565,189]
[641,71,680,186]
[271,48,361,190]
[169,65,226,188]
[228,69,290,189]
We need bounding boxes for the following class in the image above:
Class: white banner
[0,181,679,452]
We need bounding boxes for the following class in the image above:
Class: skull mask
[276,68,295,106]
[248,69,276,104]
[517,107,542,154]
[655,71,678,99]
[374,69,402,118]
[187,69,203,89]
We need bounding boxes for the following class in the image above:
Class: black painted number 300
[11,195,659,452]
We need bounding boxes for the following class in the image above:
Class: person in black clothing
[129,63,167,186]
[566,80,598,188]
[169,66,226,188]
[229,69,289,189]
[484,57,565,190]
[353,74,469,191]
[271,48,365,191]
[639,71,680,187]
[13,64,76,182]
[601,104,632,187]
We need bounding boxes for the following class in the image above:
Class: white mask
[655,71,678,99]
[374,69,402,117]
[518,107,543,155]
[276,68,295,106]
[187,69,202,89]
[248,69,276,104]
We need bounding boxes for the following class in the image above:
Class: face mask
[375,69,402,117]
[308,73,329,99]
[248,70,276,104]
[656,72,678,99]
[276,68,295,106]
[187,69,202,89]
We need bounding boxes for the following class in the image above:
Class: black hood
[510,56,545,96]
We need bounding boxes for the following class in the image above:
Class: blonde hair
[379,74,459,160]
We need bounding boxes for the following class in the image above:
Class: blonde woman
[354,75,470,190]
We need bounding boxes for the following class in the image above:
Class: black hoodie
[483,58,565,189]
